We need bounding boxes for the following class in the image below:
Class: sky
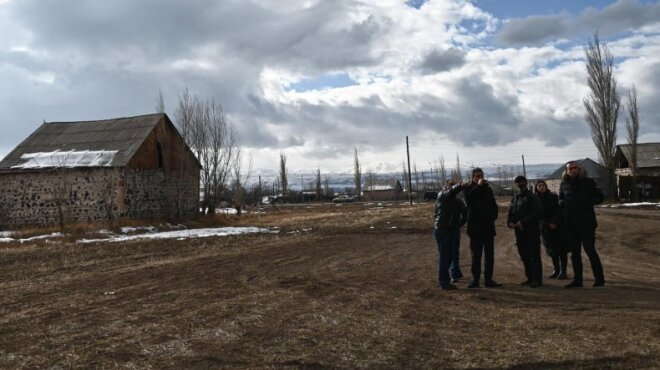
[1,0,659,174]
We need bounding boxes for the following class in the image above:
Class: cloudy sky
[1,0,659,173]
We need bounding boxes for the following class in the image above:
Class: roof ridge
[45,113,165,125]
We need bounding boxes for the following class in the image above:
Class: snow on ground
[78,227,277,243]
[0,232,64,243]
[600,202,660,208]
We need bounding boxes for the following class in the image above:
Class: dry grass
[0,202,659,369]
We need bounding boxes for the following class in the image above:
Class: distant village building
[0,113,200,229]
[362,180,403,201]
[543,158,613,197]
[615,143,660,199]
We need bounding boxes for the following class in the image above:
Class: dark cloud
[496,14,569,45]
[495,0,660,46]
[418,48,466,74]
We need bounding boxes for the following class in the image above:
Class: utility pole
[521,155,527,178]
[406,136,413,205]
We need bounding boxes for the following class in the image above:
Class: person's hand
[478,179,484,186]
[508,223,515,229]
[515,221,522,229]
[548,223,557,230]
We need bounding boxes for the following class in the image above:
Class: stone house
[543,158,612,197]
[615,143,660,199]
[0,113,200,229]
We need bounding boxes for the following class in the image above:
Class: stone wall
[0,167,199,230]
[0,168,121,229]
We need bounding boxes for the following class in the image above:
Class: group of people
[433,162,606,291]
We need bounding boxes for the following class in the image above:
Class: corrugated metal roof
[0,113,163,169]
[546,158,607,179]
[616,143,660,169]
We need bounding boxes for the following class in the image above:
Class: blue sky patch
[406,0,428,10]
[288,73,357,92]
[475,0,616,19]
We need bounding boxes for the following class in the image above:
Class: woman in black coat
[535,180,568,279]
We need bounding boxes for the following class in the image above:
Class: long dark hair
[534,179,551,195]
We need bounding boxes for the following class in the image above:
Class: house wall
[0,168,122,229]
[0,166,199,230]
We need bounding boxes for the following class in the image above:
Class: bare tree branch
[583,32,621,198]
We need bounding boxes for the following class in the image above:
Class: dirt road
[1,203,658,368]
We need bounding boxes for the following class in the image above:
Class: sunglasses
[568,166,579,170]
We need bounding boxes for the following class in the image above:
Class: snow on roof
[11,150,119,169]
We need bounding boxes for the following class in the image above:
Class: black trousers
[569,226,604,284]
[469,234,494,283]
[515,228,542,284]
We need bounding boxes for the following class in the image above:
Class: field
[1,201,659,369]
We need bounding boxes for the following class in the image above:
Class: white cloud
[0,0,658,173]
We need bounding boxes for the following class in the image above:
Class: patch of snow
[120,226,157,234]
[216,208,238,214]
[0,231,11,237]
[0,232,64,243]
[78,227,278,243]
[12,150,118,168]
[602,202,660,208]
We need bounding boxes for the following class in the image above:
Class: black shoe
[520,280,530,286]
[548,271,559,279]
[451,278,460,284]
[441,284,458,291]
[565,281,583,289]
[467,282,479,289]
[529,281,542,288]
[593,280,605,287]
[485,280,502,288]
[556,273,568,280]
[453,272,464,279]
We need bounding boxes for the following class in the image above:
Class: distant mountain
[250,162,564,191]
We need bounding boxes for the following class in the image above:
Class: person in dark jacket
[463,168,501,288]
[507,176,544,287]
[559,161,606,288]
[434,180,468,290]
[535,179,568,279]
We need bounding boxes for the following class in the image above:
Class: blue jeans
[434,227,461,287]
[449,229,463,279]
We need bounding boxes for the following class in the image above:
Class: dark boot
[557,253,568,279]
[548,254,560,278]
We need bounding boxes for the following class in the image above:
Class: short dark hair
[514,175,527,183]
[472,168,484,176]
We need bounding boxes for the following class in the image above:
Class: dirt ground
[1,201,659,369]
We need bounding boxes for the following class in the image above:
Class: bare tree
[231,152,252,215]
[413,163,419,191]
[279,152,288,195]
[174,89,239,215]
[324,178,330,197]
[366,168,375,192]
[584,32,621,198]
[174,87,194,143]
[438,155,447,188]
[155,89,165,114]
[626,84,640,201]
[354,148,361,198]
[454,153,463,182]
[402,161,408,193]
[315,167,322,201]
